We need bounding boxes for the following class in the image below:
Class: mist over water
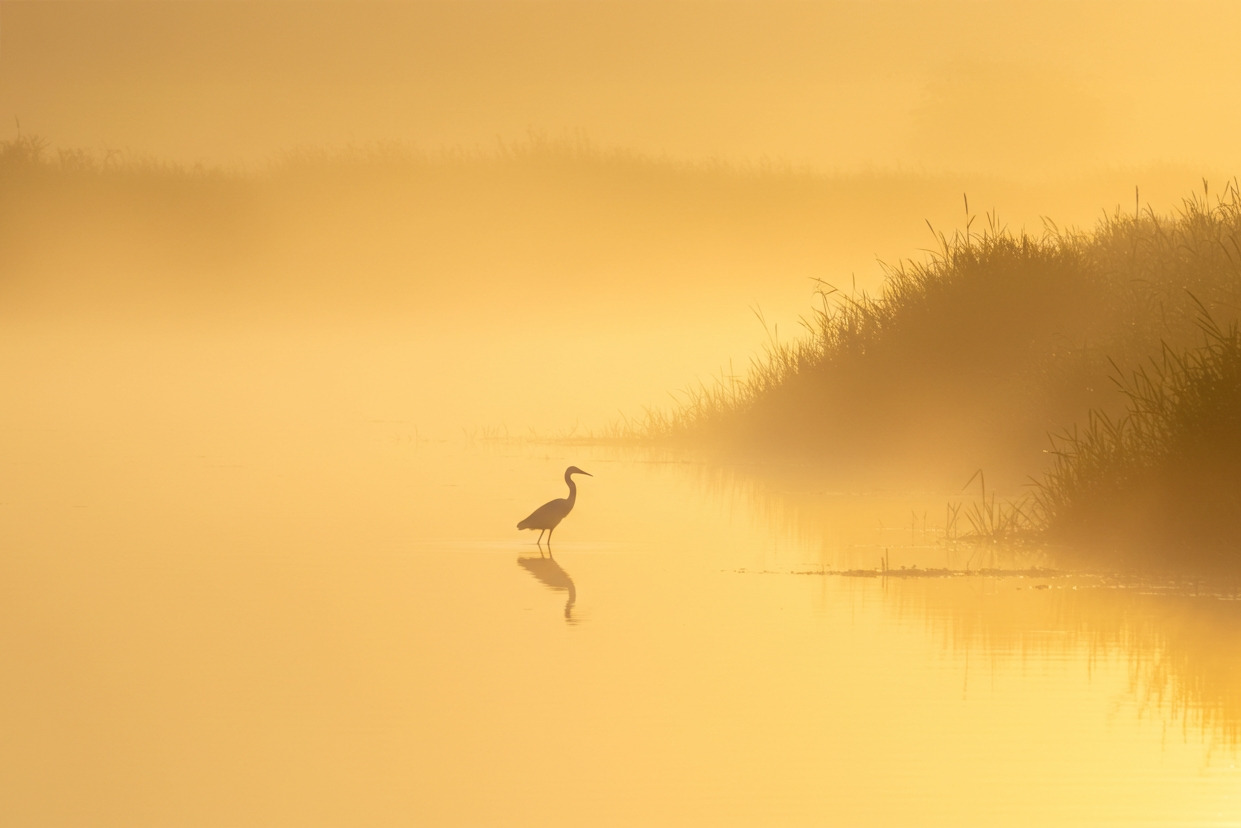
[4,2,1241,825]
[5,1,1240,440]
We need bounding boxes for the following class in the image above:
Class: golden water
[8,3,1241,822]
[3,402,1239,825]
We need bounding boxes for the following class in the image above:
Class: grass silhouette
[632,179,1241,568]
[1033,304,1241,570]
[636,182,1241,488]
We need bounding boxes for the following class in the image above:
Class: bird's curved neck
[564,470,578,505]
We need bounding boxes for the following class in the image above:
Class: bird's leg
[536,529,546,546]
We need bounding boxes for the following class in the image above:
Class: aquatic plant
[1032,305,1241,569]
[640,181,1241,491]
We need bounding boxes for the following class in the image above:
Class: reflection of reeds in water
[701,446,1241,746]
[886,575,1241,749]
[517,555,577,622]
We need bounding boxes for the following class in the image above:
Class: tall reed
[639,181,1241,490]
[1032,305,1241,569]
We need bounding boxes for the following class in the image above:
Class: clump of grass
[1032,305,1241,570]
[955,469,1037,541]
[0,133,50,175]
[640,181,1241,489]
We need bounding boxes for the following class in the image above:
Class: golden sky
[3,0,1239,174]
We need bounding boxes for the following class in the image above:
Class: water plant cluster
[641,182,1241,566]
[1034,305,1241,569]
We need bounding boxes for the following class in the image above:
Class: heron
[517,466,592,547]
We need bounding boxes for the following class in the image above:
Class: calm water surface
[2,420,1239,826]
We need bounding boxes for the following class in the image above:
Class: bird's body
[517,466,592,547]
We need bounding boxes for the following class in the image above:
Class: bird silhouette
[517,466,592,547]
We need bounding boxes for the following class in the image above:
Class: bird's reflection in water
[518,554,578,623]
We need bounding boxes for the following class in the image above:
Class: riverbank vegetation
[1032,307,1241,571]
[639,181,1241,568]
